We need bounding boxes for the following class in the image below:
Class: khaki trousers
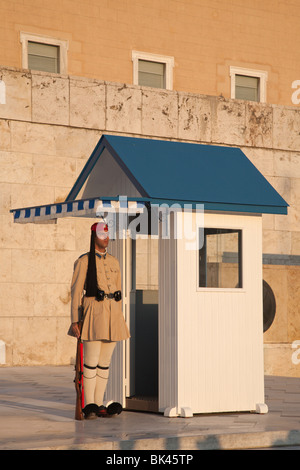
[83,340,116,407]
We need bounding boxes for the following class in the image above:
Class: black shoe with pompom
[83,403,98,419]
[97,402,122,417]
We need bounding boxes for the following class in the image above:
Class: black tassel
[85,230,98,297]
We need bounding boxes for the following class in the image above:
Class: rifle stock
[74,321,84,420]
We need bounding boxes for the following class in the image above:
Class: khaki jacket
[70,251,130,342]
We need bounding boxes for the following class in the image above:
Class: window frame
[197,226,244,292]
[20,32,68,75]
[132,50,174,90]
[230,66,268,103]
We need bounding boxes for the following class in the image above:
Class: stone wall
[0,66,300,375]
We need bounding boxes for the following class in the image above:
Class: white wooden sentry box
[11,135,288,417]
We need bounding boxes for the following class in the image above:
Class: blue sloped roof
[66,134,288,214]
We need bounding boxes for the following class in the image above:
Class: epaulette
[78,252,88,259]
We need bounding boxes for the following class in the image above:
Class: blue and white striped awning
[10,196,148,224]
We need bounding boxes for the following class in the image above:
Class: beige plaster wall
[0,66,300,376]
[0,0,300,107]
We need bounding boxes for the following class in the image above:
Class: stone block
[0,183,12,216]
[54,187,71,204]
[12,317,57,365]
[10,121,56,155]
[287,267,300,342]
[262,214,275,231]
[210,96,246,146]
[0,249,12,282]
[291,232,300,255]
[106,82,142,134]
[0,68,31,121]
[56,250,79,283]
[0,318,13,365]
[70,77,105,129]
[0,151,33,184]
[11,249,57,283]
[33,283,70,317]
[291,178,300,205]
[141,88,178,138]
[267,176,291,206]
[264,343,300,377]
[242,147,274,177]
[0,282,34,317]
[10,183,54,210]
[273,106,300,151]
[33,219,76,251]
[275,205,300,232]
[54,126,100,159]
[0,214,34,250]
[136,252,148,289]
[32,154,77,188]
[262,229,291,254]
[178,92,211,142]
[274,150,300,179]
[245,102,273,148]
[0,120,11,150]
[32,73,69,125]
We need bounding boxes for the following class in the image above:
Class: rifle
[74,321,84,420]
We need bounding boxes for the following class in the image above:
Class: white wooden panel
[176,212,264,414]
[104,236,127,406]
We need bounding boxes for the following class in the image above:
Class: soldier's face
[95,233,109,251]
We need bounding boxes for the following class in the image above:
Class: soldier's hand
[71,322,81,339]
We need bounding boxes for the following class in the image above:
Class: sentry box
[11,135,288,417]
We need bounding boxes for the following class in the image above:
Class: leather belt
[86,290,122,302]
[95,289,122,302]
[104,293,115,299]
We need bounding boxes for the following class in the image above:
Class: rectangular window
[132,51,174,90]
[199,228,242,288]
[230,66,268,103]
[28,41,60,73]
[138,59,166,89]
[20,33,68,75]
[235,75,259,102]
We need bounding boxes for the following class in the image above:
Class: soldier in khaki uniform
[69,221,130,419]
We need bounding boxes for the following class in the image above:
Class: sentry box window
[199,228,242,289]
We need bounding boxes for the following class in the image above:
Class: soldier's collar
[95,249,107,259]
